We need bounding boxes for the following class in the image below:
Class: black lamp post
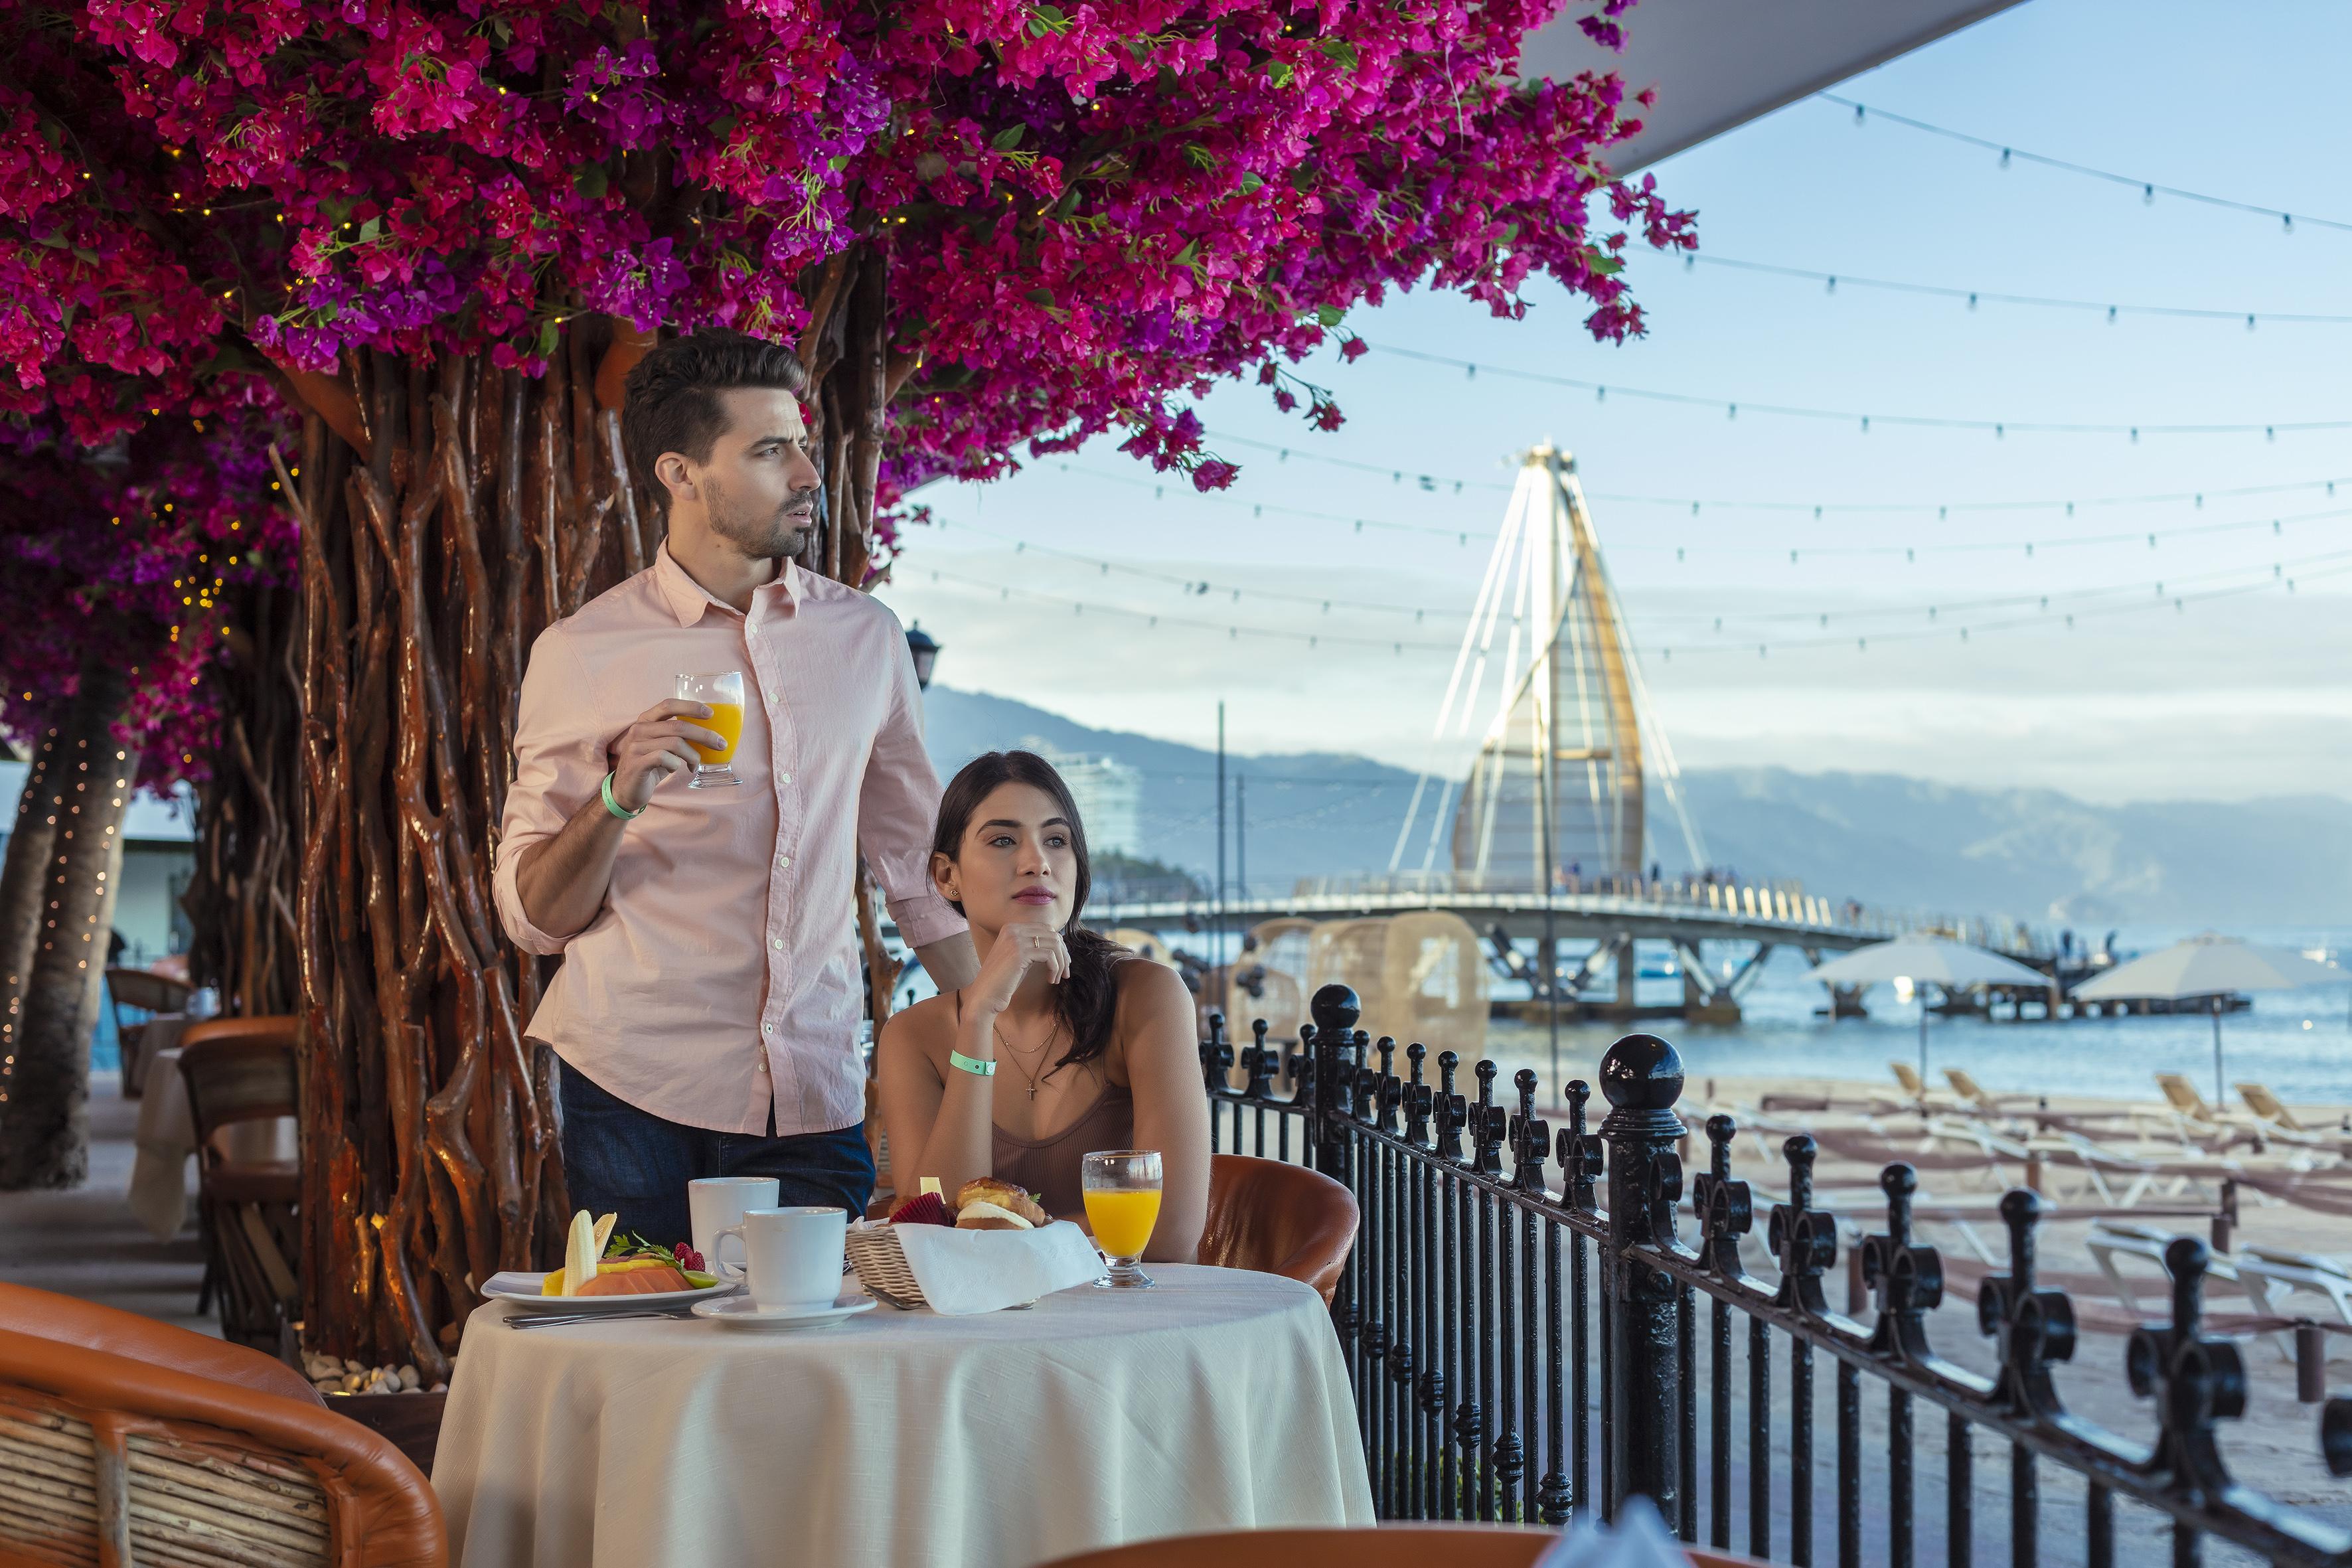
[905,623,941,690]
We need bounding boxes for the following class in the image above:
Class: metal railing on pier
[1200,988,2352,1565]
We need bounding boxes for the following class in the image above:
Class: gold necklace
[991,1018,1062,1101]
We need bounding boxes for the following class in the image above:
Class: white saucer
[486,1271,738,1314]
[691,1291,877,1331]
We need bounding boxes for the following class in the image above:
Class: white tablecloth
[125,1034,297,1239]
[433,1265,1373,1568]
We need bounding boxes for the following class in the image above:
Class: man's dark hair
[620,330,809,516]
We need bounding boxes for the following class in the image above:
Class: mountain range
[921,686,2351,928]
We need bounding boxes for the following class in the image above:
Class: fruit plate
[481,1270,740,1314]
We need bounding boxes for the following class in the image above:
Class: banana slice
[592,1212,617,1256]
[562,1210,599,1297]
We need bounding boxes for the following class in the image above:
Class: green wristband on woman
[948,1048,996,1078]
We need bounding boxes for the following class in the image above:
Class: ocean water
[1472,925,2352,1112]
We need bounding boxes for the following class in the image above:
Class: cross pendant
[1028,1087,1038,1100]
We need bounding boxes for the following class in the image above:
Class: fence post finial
[1558,1078,1602,1211]
[1597,1032,1686,1522]
[1861,1162,1942,1362]
[1768,1135,1838,1314]
[1404,1044,1432,1150]
[1436,1051,1466,1164]
[1243,1018,1276,1101]
[2126,1235,2245,1505]
[1511,1069,1548,1194]
[1691,1115,1752,1280]
[1979,1189,2075,1419]
[1473,1060,1504,1175]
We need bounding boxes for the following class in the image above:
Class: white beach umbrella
[1808,937,2051,1083]
[2072,935,2347,1102]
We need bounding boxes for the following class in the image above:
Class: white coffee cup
[712,1206,848,1311]
[689,1177,780,1275]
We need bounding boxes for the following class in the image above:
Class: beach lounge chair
[2084,1221,2285,1356]
[2238,1082,2313,1134]
[1889,1062,1959,1110]
[2234,1083,2349,1153]
[2236,1247,2352,1364]
[1942,1067,2033,1119]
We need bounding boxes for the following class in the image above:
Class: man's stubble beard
[704,473,815,560]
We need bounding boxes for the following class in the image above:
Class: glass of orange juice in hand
[1082,1150,1162,1289]
[676,672,745,789]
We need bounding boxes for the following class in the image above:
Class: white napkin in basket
[886,1219,1105,1314]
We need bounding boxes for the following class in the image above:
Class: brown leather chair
[1195,1154,1358,1303]
[1044,1526,1767,1567]
[0,1283,445,1565]
[179,1016,303,1351]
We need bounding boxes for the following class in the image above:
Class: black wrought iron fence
[1200,984,2352,1567]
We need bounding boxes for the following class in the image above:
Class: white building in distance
[1021,737,1142,858]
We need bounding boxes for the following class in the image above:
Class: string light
[1649,555,2352,661]
[1052,455,2352,560]
[909,520,2352,645]
[1362,341,2352,439]
[1685,253,2352,327]
[915,566,1458,653]
[1192,433,2352,520]
[903,550,2333,667]
[1826,94,2349,234]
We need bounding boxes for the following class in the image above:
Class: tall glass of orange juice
[1081,1150,1162,1289]
[676,672,745,789]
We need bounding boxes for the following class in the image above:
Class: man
[493,330,977,1247]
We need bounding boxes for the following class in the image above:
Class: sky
[873,0,2352,806]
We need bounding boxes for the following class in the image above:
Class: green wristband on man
[601,770,645,821]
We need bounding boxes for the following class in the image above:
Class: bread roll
[955,1178,1048,1227]
[954,1200,1034,1231]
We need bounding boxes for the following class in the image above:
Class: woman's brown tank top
[992,1082,1135,1219]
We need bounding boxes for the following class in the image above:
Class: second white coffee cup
[688,1176,780,1276]
[712,1206,848,1310]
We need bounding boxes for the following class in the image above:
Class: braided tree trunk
[0,656,133,1189]
[185,581,303,1019]
[198,256,904,1371]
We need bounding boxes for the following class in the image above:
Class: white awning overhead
[1520,0,2028,177]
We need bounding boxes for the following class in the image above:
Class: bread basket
[845,1221,929,1306]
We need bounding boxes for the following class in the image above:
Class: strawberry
[887,1192,953,1227]
[676,1245,705,1273]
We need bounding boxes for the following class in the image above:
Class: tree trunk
[0,657,132,1189]
[0,717,65,1086]
[185,580,303,1019]
[191,261,897,1368]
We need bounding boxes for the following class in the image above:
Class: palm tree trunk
[0,719,65,1084]
[0,657,132,1189]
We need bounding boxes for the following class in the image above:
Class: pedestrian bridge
[1087,874,2048,1024]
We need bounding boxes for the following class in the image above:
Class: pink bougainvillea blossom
[2,0,1692,487]
[0,384,296,787]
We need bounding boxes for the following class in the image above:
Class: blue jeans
[558,1061,875,1252]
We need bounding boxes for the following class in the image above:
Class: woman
[876,751,1209,1263]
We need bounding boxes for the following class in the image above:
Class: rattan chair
[104,964,192,1097]
[179,1016,303,1352]
[0,1282,444,1566]
[1043,1525,1766,1567]
[1196,1154,1358,1304]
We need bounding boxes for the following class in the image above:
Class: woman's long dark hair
[933,750,1127,1072]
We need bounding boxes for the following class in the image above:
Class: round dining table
[431,1263,1373,1568]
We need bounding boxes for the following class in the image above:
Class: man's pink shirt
[493,548,965,1136]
